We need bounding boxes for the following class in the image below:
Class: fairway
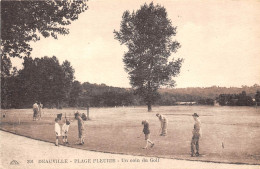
[1,106,260,165]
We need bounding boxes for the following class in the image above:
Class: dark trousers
[33,109,38,118]
[191,135,200,154]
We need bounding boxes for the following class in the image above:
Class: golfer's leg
[161,123,164,135]
[144,140,149,148]
[148,139,155,147]
[143,134,149,148]
[162,122,167,135]
[33,110,36,120]
[65,135,68,142]
[147,139,153,144]
[77,130,81,143]
[196,138,200,154]
[56,136,59,145]
[191,137,195,155]
[79,129,84,144]
[81,129,84,144]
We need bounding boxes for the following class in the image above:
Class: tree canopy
[1,0,88,77]
[1,56,75,108]
[114,2,183,111]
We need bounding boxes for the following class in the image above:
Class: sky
[12,0,260,88]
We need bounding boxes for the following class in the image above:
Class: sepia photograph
[1,0,260,169]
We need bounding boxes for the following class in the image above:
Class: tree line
[217,91,260,106]
[0,56,142,108]
[1,56,259,109]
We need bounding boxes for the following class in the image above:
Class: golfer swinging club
[156,113,168,136]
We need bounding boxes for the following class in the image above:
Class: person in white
[32,102,39,121]
[54,118,61,146]
[62,119,70,145]
[38,102,43,119]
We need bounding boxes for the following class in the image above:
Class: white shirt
[61,124,70,136]
[33,103,38,110]
[55,122,61,136]
[160,115,168,123]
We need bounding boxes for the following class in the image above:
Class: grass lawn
[1,106,260,164]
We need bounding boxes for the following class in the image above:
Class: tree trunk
[57,100,62,109]
[147,102,152,112]
[57,101,60,109]
[147,81,152,112]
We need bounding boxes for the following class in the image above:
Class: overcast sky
[12,0,260,88]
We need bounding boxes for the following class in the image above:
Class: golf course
[1,105,260,165]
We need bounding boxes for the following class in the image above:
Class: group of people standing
[52,108,201,157]
[54,116,71,146]
[141,113,168,149]
[54,111,85,146]
[32,101,43,121]
[141,113,202,157]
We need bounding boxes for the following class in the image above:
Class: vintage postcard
[1,0,260,169]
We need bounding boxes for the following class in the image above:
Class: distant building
[176,102,197,105]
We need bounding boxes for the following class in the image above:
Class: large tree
[1,0,88,80]
[114,2,183,111]
[1,56,75,108]
[1,0,88,59]
[62,60,75,103]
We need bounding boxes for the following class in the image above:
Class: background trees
[1,67,259,109]
[114,2,183,111]
[1,56,75,108]
[217,91,254,106]
[62,60,75,105]
[1,0,88,86]
[1,0,88,59]
[255,91,260,107]
[69,81,83,107]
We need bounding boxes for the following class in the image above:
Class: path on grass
[0,130,259,169]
